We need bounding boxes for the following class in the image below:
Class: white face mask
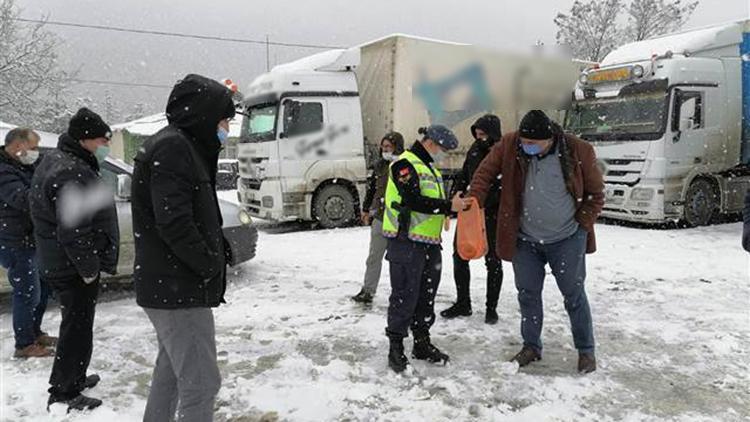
[382,152,396,161]
[18,149,39,165]
[431,149,447,163]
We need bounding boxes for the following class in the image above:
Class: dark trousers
[452,212,503,309]
[0,245,49,349]
[511,227,595,354]
[385,237,442,338]
[48,276,99,399]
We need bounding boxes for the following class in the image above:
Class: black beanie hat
[519,110,553,140]
[68,108,112,141]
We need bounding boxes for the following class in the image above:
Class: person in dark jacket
[29,108,119,411]
[132,74,235,422]
[351,132,405,304]
[441,114,504,324]
[743,189,750,252]
[0,128,57,359]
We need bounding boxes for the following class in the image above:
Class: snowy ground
[1,216,748,421]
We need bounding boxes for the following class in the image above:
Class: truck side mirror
[116,174,132,200]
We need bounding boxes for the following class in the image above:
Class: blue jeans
[511,227,595,354]
[0,245,49,349]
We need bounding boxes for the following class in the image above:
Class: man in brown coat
[469,110,604,373]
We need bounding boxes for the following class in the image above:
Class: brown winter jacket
[469,130,604,261]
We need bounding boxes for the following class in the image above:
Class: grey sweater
[519,146,579,244]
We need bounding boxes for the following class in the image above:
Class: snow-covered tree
[627,0,699,41]
[0,0,72,131]
[554,0,700,62]
[554,0,624,63]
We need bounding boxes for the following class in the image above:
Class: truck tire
[684,179,719,227]
[314,184,357,229]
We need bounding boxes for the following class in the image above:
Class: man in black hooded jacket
[132,74,235,422]
[441,114,504,324]
[30,108,119,412]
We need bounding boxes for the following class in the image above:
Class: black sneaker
[440,302,472,319]
[412,335,449,365]
[84,374,101,390]
[388,337,409,373]
[351,290,373,304]
[48,394,103,413]
[578,353,597,374]
[510,346,542,367]
[485,308,499,325]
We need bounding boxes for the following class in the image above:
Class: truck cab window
[283,101,323,137]
[673,91,703,132]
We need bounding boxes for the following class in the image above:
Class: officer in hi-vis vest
[382,125,469,373]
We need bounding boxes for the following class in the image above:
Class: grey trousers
[143,307,221,422]
[361,218,389,295]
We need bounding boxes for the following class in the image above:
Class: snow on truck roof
[602,20,747,66]
[270,34,468,73]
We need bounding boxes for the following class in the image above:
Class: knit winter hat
[519,110,553,140]
[68,108,111,141]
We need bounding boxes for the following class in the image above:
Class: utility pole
[266,34,270,72]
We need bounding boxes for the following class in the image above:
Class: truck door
[667,87,721,225]
[276,98,328,211]
[667,88,708,179]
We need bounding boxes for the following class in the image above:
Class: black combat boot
[412,334,450,365]
[485,307,499,325]
[440,301,472,319]
[388,336,409,373]
[351,289,373,304]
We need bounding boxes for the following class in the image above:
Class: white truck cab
[566,21,750,226]
[238,48,366,228]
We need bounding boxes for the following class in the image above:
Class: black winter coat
[451,114,502,214]
[743,188,750,252]
[29,134,120,281]
[0,147,35,248]
[132,74,235,309]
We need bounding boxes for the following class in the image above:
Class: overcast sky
[15,0,750,123]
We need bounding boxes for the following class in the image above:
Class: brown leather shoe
[578,352,597,374]
[510,346,542,367]
[13,343,54,359]
[36,333,58,348]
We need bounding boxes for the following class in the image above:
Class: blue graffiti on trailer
[413,63,493,128]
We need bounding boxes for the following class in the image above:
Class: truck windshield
[240,103,278,143]
[567,92,668,141]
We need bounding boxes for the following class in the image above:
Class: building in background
[111,113,242,164]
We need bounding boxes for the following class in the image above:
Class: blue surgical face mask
[521,142,544,156]
[217,126,229,145]
[94,145,110,163]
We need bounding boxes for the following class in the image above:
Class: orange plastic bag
[456,197,488,261]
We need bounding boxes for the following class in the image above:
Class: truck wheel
[314,184,356,229]
[684,179,718,227]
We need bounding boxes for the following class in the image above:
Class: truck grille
[601,158,645,186]
[241,177,262,190]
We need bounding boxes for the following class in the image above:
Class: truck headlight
[631,65,645,78]
[630,188,654,201]
[578,73,588,85]
[238,210,252,225]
